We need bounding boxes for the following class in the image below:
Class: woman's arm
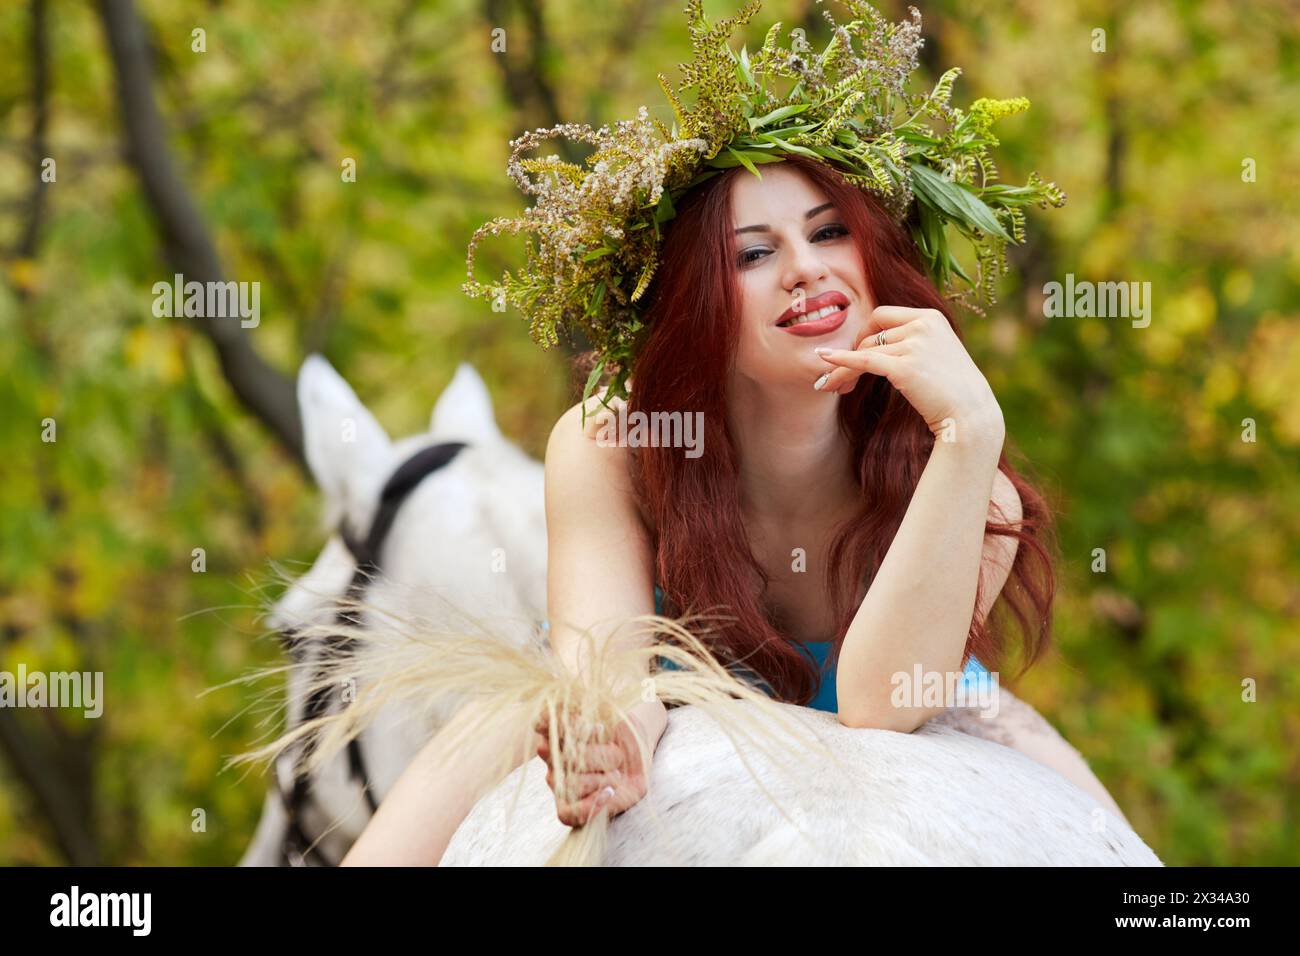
[340,698,537,866]
[543,395,669,717]
[834,421,1005,731]
[529,396,671,824]
[814,306,1015,732]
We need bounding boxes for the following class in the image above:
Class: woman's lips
[778,307,847,337]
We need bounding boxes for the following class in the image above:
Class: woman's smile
[775,288,852,337]
[778,303,848,337]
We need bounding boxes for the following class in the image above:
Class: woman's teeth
[782,303,843,327]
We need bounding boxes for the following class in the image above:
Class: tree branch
[95,0,305,466]
[0,710,100,864]
[481,0,579,165]
[13,0,49,266]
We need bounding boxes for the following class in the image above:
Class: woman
[339,155,1127,866]
[532,153,1125,827]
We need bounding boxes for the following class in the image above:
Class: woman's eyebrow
[733,202,837,235]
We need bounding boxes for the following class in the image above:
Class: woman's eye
[815,224,849,241]
[736,225,848,267]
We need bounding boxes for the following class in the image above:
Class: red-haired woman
[533,154,1127,830]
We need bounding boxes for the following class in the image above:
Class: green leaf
[946,246,973,284]
[758,133,822,159]
[733,44,754,91]
[712,147,785,174]
[912,200,971,288]
[748,102,812,131]
[752,122,817,139]
[818,144,854,165]
[579,359,606,429]
[909,162,1011,241]
[729,147,761,177]
[585,279,606,317]
[914,200,940,258]
[654,190,676,224]
[582,246,615,261]
[739,44,753,87]
[894,125,942,146]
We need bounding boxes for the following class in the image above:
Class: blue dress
[649,586,990,714]
[540,586,991,714]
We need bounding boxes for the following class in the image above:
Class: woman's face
[728,164,874,391]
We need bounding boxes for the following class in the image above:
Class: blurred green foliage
[0,0,1296,865]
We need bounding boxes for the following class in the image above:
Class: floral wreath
[462,0,1066,417]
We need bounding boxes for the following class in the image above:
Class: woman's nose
[782,238,827,292]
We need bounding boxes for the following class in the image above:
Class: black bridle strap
[340,441,470,575]
[278,441,468,864]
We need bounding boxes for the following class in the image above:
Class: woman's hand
[532,699,666,828]
[813,305,1004,443]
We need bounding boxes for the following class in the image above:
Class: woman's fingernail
[813,372,831,391]
[813,347,833,356]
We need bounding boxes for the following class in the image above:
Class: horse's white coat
[444,703,1160,866]
[241,357,1161,867]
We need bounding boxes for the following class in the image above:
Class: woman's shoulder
[549,391,627,442]
[546,391,628,464]
[546,394,656,537]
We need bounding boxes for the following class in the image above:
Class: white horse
[239,357,1161,866]
[238,355,548,865]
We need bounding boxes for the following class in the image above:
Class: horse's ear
[430,363,501,443]
[298,354,391,510]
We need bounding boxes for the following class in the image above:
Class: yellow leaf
[8,258,39,292]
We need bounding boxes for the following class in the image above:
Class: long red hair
[575,154,1057,704]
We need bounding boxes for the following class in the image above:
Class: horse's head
[239,356,549,866]
[269,355,547,646]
